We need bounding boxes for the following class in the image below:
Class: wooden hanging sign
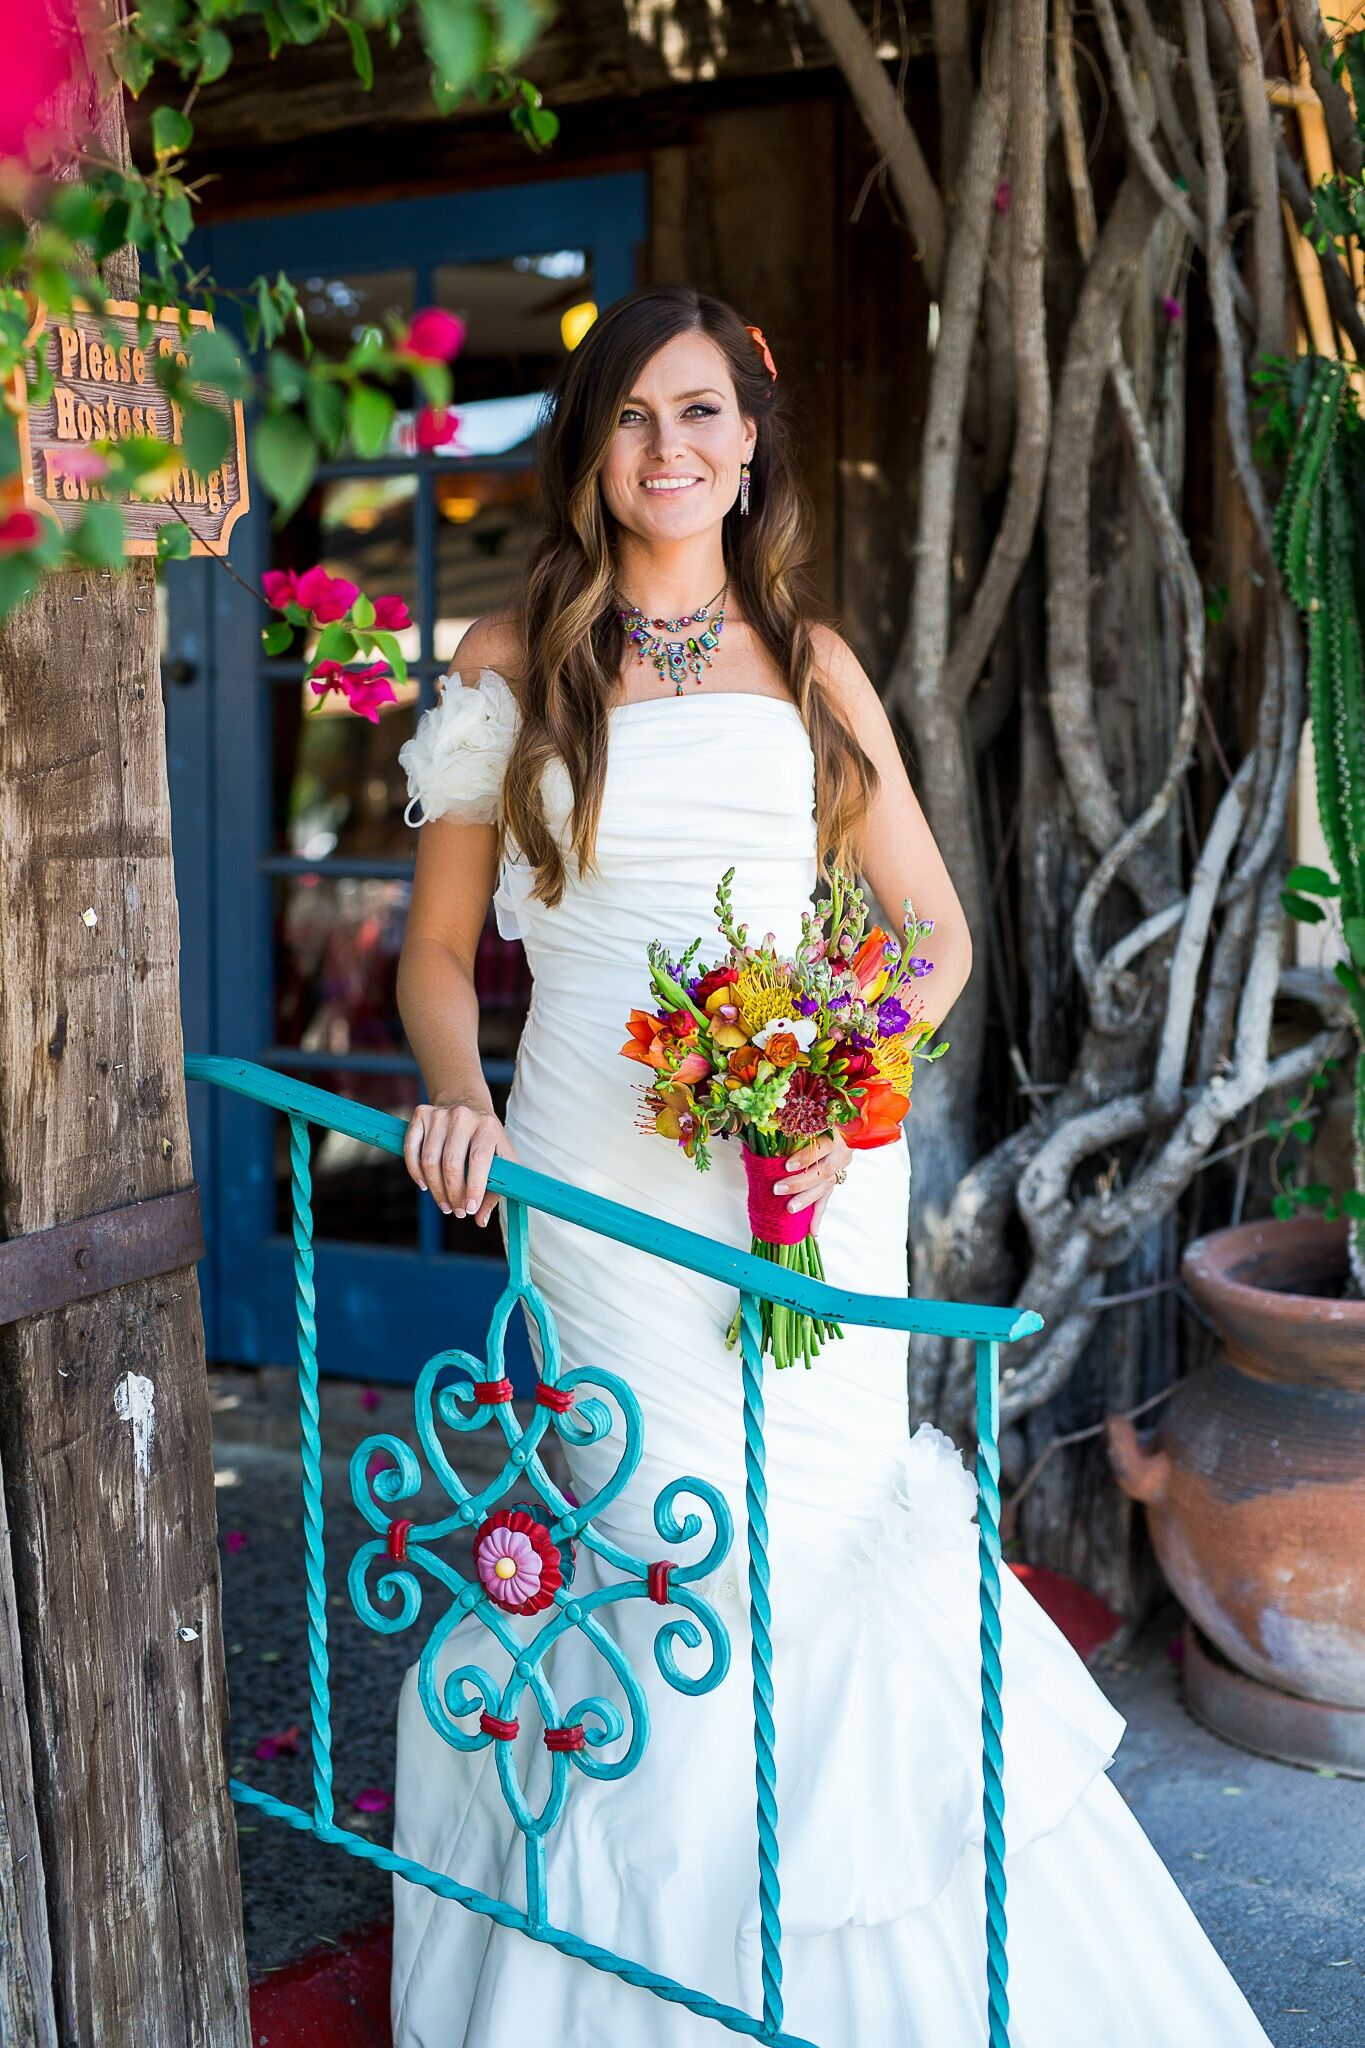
[14,300,249,556]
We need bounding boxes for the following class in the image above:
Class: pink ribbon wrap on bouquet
[742,1146,816,1246]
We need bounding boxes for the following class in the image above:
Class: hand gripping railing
[189,1055,1042,2048]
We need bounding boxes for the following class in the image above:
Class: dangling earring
[739,459,751,515]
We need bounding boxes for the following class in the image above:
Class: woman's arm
[813,623,974,1035]
[396,616,522,1222]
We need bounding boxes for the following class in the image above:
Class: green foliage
[0,0,558,622]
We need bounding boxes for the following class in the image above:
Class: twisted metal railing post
[975,1337,1009,2048]
[739,1287,783,2036]
[289,1110,335,1829]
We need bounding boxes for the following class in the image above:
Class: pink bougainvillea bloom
[401,308,466,363]
[309,660,397,723]
[993,179,1011,213]
[294,563,359,623]
[1161,295,1184,324]
[0,504,41,554]
[253,1723,301,1762]
[371,593,412,632]
[352,1787,394,1813]
[47,447,110,482]
[261,567,299,609]
[0,0,87,165]
[223,1529,249,1554]
[414,405,461,452]
[359,1385,381,1411]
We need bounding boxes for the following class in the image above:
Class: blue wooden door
[166,173,646,1382]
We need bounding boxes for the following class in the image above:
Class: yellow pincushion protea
[733,958,798,1036]
[871,1034,916,1096]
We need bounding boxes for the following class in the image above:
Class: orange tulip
[620,1009,710,1084]
[849,928,894,1004]
[842,1073,910,1149]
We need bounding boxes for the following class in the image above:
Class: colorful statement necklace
[618,577,728,693]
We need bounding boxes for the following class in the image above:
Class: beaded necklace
[618,576,728,693]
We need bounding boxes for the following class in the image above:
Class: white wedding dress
[389,671,1274,2048]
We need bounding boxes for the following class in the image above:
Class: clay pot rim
[1180,1214,1365,1324]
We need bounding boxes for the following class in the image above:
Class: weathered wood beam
[0,1455,57,2048]
[0,16,251,2043]
[137,0,932,161]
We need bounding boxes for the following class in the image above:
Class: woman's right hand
[403,1098,518,1226]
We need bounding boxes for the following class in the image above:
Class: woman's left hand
[770,1128,853,1234]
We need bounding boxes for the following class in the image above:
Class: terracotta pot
[1106,1216,1365,1711]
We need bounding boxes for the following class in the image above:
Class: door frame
[167,169,647,1379]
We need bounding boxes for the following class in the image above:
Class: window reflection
[271,1068,419,1247]
[274,875,410,1057]
[434,469,541,662]
[273,681,418,860]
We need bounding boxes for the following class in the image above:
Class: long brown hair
[499,282,877,906]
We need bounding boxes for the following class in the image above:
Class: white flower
[752,1014,818,1052]
[398,668,519,826]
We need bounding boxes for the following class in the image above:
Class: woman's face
[598,330,756,543]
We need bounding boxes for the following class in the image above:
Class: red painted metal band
[647,1560,675,1605]
[386,1518,412,1563]
[534,1382,576,1411]
[543,1724,587,1752]
[475,1378,514,1405]
[479,1711,520,1741]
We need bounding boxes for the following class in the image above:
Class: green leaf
[418,0,494,95]
[266,348,307,407]
[367,626,407,684]
[1345,916,1365,968]
[1271,1192,1297,1221]
[197,25,233,82]
[343,17,374,88]
[1265,1118,1285,1140]
[314,622,357,664]
[346,382,394,459]
[152,105,194,158]
[70,501,126,569]
[111,37,156,95]
[1283,862,1340,895]
[156,520,194,563]
[253,411,318,520]
[1297,1184,1333,1207]
[1343,1189,1365,1220]
[189,326,250,399]
[0,551,42,621]
[305,376,345,456]
[351,591,375,628]
[262,619,295,655]
[1292,1119,1315,1142]
[1287,1095,1303,1114]
[1281,891,1327,923]
[181,397,232,477]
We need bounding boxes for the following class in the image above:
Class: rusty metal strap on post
[0,1186,204,1326]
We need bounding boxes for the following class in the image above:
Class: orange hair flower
[744,324,777,381]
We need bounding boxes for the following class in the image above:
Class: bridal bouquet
[621,866,947,1369]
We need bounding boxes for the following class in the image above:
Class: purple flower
[794,994,820,1015]
[907,955,935,977]
[846,1028,874,1049]
[1160,295,1183,324]
[828,990,850,1009]
[876,997,910,1036]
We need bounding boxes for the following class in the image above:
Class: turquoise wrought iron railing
[190,1055,1042,2048]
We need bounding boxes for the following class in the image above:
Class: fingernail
[417,1180,427,1192]
[439,1202,452,1215]
[788,1198,803,1212]
[465,1199,478,1214]
[772,1180,786,1193]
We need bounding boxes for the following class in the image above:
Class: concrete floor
[212,1367,1364,2041]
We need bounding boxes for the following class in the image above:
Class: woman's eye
[620,404,720,424]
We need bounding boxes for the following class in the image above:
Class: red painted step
[248,1563,1121,2047]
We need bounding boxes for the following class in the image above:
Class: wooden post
[0,1455,57,2048]
[0,15,250,2043]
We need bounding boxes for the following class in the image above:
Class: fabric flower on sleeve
[398,669,519,826]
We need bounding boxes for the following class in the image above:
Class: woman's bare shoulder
[442,610,528,707]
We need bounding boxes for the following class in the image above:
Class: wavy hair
[497,282,878,906]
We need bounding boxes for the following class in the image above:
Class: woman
[389,284,1273,2047]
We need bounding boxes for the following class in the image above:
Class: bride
[389,283,1273,2047]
